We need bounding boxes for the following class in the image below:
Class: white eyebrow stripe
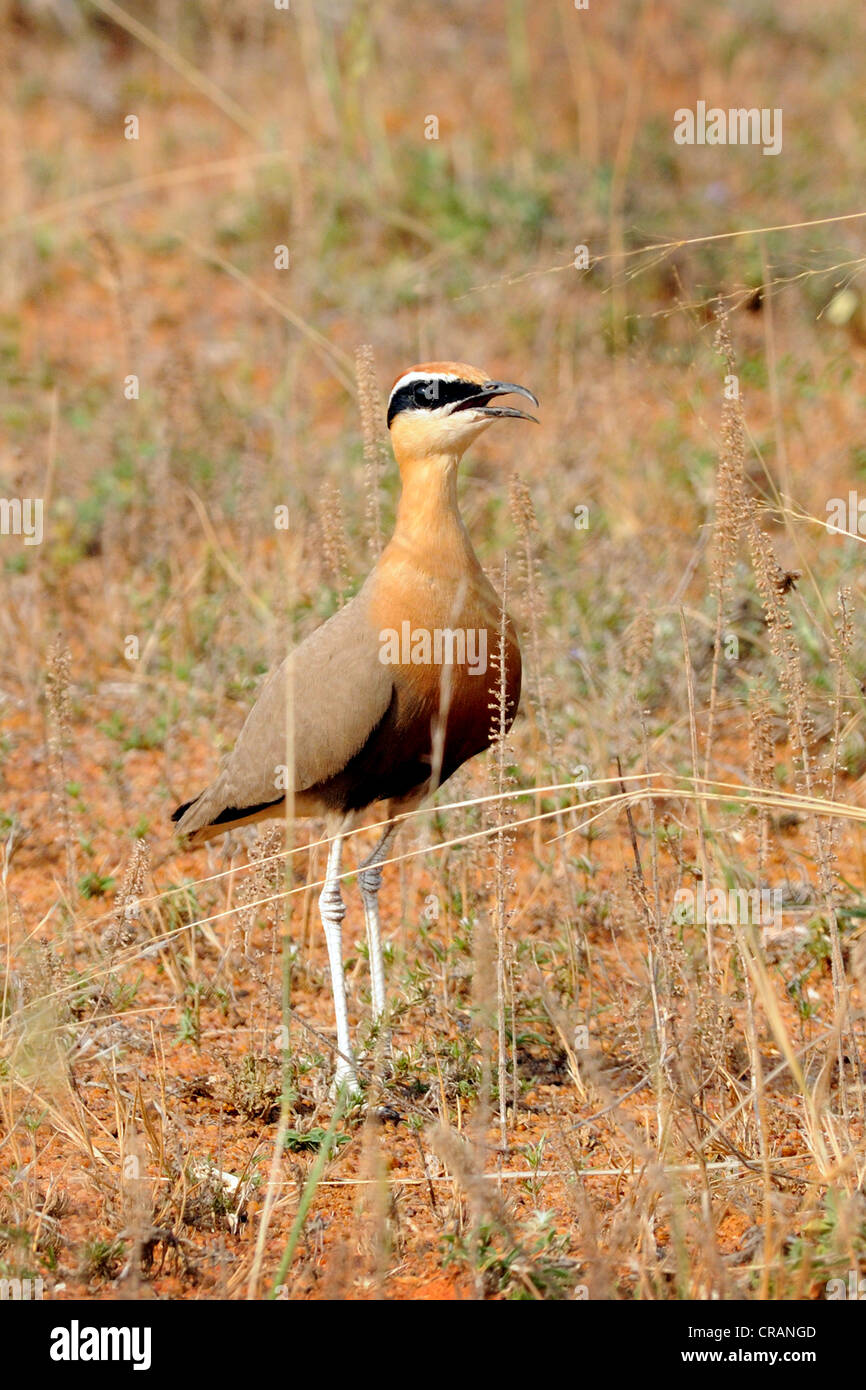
[387,371,463,406]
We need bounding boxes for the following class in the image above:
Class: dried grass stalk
[355,343,387,557]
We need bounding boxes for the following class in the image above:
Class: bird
[172,361,538,1092]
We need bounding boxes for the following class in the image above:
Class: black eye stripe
[387,379,482,426]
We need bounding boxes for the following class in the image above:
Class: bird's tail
[172,780,284,844]
[171,788,215,844]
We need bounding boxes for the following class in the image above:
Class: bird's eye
[417,380,439,405]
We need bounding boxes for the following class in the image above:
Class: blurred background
[2,0,866,1301]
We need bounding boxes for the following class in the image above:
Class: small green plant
[283,1127,350,1153]
[81,1237,124,1282]
[226,1053,284,1121]
[520,1138,548,1203]
[781,1190,866,1295]
[78,872,115,899]
[443,1211,578,1300]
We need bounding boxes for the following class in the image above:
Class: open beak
[448,380,540,423]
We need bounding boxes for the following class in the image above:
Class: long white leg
[358,821,399,1025]
[318,833,358,1093]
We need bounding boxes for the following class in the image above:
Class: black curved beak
[449,380,540,423]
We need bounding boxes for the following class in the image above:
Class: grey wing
[173,591,392,837]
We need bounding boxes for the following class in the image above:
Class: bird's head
[386,361,538,462]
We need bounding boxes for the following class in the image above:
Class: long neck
[367,444,506,640]
[390,452,482,576]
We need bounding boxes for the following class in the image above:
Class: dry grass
[2,0,866,1302]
